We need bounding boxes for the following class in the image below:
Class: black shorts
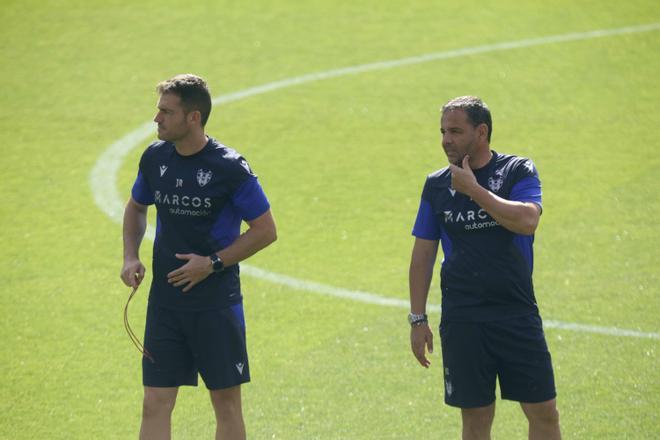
[142,302,250,390]
[439,314,556,408]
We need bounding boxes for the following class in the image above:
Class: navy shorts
[142,302,250,390]
[439,314,556,408]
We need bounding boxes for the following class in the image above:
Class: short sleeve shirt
[132,137,270,310]
[412,151,542,321]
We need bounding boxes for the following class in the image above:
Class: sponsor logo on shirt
[154,191,211,208]
[444,209,489,223]
[154,190,212,217]
[443,209,499,231]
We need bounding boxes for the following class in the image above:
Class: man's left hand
[167,253,213,293]
[449,155,478,197]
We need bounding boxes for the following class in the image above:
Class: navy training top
[131,137,270,310]
[412,151,542,322]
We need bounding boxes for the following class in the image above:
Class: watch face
[212,256,224,272]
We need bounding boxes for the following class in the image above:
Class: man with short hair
[121,74,277,439]
[409,96,561,439]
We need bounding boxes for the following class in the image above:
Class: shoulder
[139,140,173,165]
[426,166,451,186]
[419,166,452,200]
[494,151,538,177]
[205,138,256,177]
[142,140,173,157]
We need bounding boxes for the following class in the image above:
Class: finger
[175,253,192,261]
[167,271,184,281]
[167,268,184,278]
[411,341,430,368]
[126,271,138,288]
[462,155,471,170]
[168,272,187,283]
[172,278,189,287]
[120,273,132,287]
[417,353,430,368]
[427,332,434,354]
[182,279,198,293]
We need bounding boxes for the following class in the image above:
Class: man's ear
[478,123,489,141]
[188,110,202,125]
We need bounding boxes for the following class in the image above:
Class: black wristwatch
[408,313,428,326]
[210,254,224,273]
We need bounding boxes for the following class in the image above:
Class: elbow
[265,225,277,246]
[515,204,541,235]
[518,216,539,236]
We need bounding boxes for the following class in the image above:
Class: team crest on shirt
[488,170,504,192]
[196,169,212,187]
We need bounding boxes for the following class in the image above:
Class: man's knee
[534,406,560,426]
[210,387,243,421]
[142,387,178,418]
[461,404,495,437]
[522,400,560,425]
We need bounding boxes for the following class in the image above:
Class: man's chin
[447,156,463,166]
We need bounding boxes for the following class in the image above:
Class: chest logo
[159,165,168,177]
[488,175,504,192]
[196,169,213,187]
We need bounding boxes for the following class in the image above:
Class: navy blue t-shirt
[412,151,542,322]
[131,137,270,310]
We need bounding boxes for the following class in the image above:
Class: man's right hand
[410,323,434,368]
[121,259,146,288]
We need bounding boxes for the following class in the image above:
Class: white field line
[90,23,660,340]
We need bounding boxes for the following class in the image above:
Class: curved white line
[90,23,660,340]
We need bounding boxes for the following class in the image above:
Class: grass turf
[1,0,658,438]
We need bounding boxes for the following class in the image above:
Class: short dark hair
[442,96,492,142]
[156,74,212,127]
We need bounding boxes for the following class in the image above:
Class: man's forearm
[217,227,276,267]
[409,263,433,314]
[123,201,147,260]
[469,185,540,235]
[409,239,439,314]
[216,210,277,266]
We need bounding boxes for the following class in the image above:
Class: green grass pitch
[1,0,659,438]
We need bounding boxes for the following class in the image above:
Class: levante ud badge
[196,169,212,187]
[488,174,504,192]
